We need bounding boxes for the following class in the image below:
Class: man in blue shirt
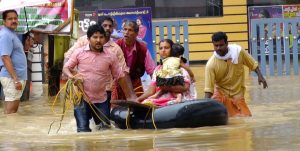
[0,10,27,114]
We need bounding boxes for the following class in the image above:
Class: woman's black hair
[259,9,271,18]
[158,39,174,65]
[158,39,174,47]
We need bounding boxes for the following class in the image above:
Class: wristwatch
[14,81,20,84]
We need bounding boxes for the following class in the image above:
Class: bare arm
[62,66,74,79]
[63,67,79,79]
[159,83,189,93]
[254,67,268,88]
[148,89,164,99]
[1,56,22,90]
[118,73,137,101]
[180,62,195,82]
[2,56,18,81]
[205,92,213,98]
[136,84,156,102]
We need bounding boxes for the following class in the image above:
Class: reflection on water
[0,65,300,150]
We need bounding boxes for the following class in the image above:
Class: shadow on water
[0,65,300,150]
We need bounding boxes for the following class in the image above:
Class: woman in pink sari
[136,17,147,40]
[136,39,197,106]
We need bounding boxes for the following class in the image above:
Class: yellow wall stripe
[154,0,248,61]
[189,24,247,34]
[223,0,247,6]
[223,6,247,14]
[189,32,248,43]
[188,15,247,25]
[189,41,249,52]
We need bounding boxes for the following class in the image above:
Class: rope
[123,84,144,129]
[143,108,152,128]
[124,103,158,130]
[142,102,158,129]
[135,92,144,94]
[134,85,143,91]
[125,107,131,129]
[76,83,111,126]
[151,106,157,129]
[48,77,111,134]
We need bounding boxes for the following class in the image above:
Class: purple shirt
[64,44,124,103]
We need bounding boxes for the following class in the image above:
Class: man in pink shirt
[114,20,156,102]
[63,25,136,132]
[63,16,134,108]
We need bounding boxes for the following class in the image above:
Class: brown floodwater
[0,64,300,151]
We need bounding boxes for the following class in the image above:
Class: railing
[250,18,300,76]
[152,20,189,63]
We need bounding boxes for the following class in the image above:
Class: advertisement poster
[97,7,154,59]
[248,6,284,54]
[248,6,283,37]
[283,5,300,18]
[248,6,283,20]
[283,5,300,45]
[0,0,70,33]
[78,11,97,37]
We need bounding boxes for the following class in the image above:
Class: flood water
[0,64,300,151]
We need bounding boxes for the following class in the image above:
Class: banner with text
[248,5,283,35]
[78,11,97,37]
[283,5,300,18]
[0,0,70,33]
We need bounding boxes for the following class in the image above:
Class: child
[143,43,195,106]
[172,43,195,83]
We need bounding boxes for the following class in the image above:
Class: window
[75,0,223,18]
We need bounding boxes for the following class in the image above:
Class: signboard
[0,0,71,33]
[283,5,300,18]
[78,11,97,37]
[248,5,283,20]
[248,5,283,35]
[0,0,51,11]
[97,7,155,59]
[248,5,300,54]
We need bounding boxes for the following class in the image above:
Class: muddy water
[0,64,300,151]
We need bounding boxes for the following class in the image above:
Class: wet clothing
[112,38,155,100]
[112,77,144,101]
[103,40,129,91]
[0,77,26,101]
[205,45,258,117]
[212,87,252,117]
[74,94,111,132]
[64,44,124,103]
[205,49,258,97]
[142,65,197,106]
[64,37,129,91]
